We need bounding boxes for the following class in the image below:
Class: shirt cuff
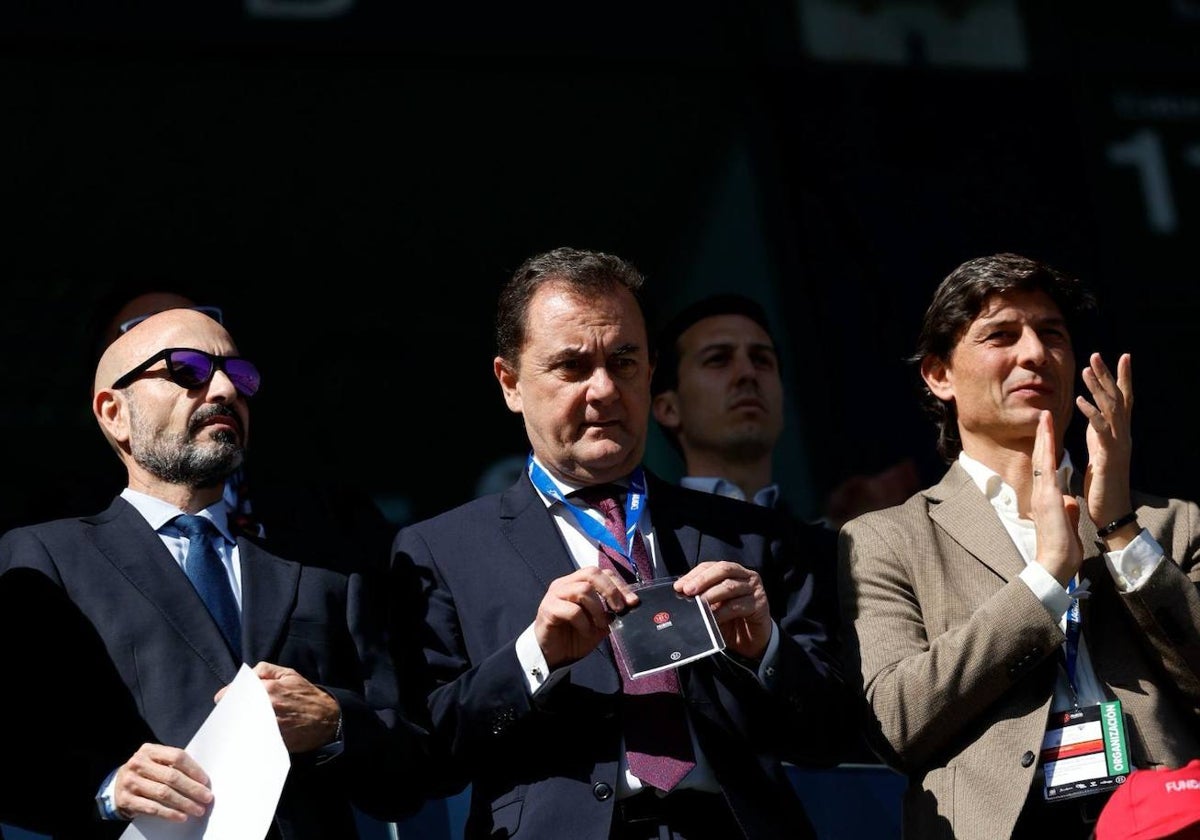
[1104,528,1164,591]
[1020,562,1072,621]
[756,621,781,687]
[96,768,120,820]
[314,712,346,762]
[517,623,552,694]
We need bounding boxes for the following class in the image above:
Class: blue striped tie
[174,514,242,659]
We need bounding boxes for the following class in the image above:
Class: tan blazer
[839,462,1200,839]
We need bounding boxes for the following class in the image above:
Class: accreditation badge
[1040,700,1131,801]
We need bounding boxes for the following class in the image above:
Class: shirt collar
[680,476,779,508]
[957,450,1075,500]
[120,487,234,544]
[528,455,631,507]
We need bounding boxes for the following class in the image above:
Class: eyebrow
[972,312,1067,330]
[697,340,776,353]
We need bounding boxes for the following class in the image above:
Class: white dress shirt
[957,451,1164,711]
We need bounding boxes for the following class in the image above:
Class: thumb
[1064,495,1080,527]
[1064,495,1083,549]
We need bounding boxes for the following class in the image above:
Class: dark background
[2,0,1198,534]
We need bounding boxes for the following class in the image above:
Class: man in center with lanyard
[839,252,1200,839]
[391,246,850,839]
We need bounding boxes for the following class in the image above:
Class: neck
[682,452,774,500]
[125,470,225,515]
[959,436,1039,517]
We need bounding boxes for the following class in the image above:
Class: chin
[577,441,635,472]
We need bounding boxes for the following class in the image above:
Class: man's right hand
[1031,410,1084,588]
[533,566,639,668]
[111,743,212,822]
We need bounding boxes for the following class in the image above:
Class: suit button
[489,708,517,736]
[1021,751,1035,768]
[593,782,613,801]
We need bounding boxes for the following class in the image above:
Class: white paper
[122,664,290,840]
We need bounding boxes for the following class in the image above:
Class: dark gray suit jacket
[392,469,849,840]
[0,496,431,840]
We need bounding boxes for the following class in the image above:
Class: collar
[957,450,1075,500]
[681,476,779,508]
[121,487,235,544]
[528,454,631,507]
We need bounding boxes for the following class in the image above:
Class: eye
[174,362,211,387]
[750,349,778,371]
[1039,327,1070,345]
[610,357,640,379]
[555,357,589,381]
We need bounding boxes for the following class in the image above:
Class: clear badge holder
[608,576,726,680]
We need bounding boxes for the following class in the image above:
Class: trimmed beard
[128,402,244,489]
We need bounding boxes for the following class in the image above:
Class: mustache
[188,404,244,438]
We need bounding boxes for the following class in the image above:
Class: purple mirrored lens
[169,351,215,389]
[166,350,260,397]
[225,359,261,397]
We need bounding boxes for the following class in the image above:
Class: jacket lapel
[928,462,1028,583]
[643,474,700,577]
[238,538,301,666]
[500,475,623,690]
[500,476,584,588]
[90,498,240,679]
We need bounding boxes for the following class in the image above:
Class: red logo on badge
[653,611,671,624]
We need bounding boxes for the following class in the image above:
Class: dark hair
[913,252,1098,461]
[649,292,775,398]
[495,246,647,365]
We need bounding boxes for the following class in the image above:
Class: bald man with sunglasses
[0,309,433,839]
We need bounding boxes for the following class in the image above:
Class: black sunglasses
[111,348,261,397]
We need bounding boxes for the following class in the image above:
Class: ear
[920,355,955,402]
[652,391,681,431]
[493,357,523,414]
[93,388,132,447]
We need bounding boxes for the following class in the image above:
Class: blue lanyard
[526,455,647,576]
[1064,578,1082,698]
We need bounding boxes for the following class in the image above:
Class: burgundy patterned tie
[577,485,696,793]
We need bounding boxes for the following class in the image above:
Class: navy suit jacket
[0,496,431,840]
[391,469,850,840]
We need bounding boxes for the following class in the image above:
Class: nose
[587,365,618,402]
[1016,328,1048,367]
[732,350,759,382]
[207,368,241,402]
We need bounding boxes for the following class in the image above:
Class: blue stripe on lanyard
[526,454,647,577]
[1064,577,1081,698]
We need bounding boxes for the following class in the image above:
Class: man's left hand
[1076,352,1134,530]
[214,661,340,753]
[676,561,771,660]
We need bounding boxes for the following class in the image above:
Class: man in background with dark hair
[840,252,1200,839]
[650,291,892,773]
[650,291,918,528]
